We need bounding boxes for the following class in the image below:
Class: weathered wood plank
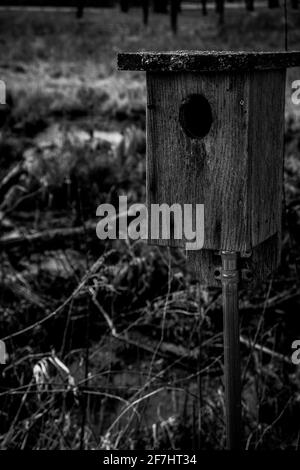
[146,70,284,257]
[118,51,300,72]
[146,71,250,252]
[248,70,286,246]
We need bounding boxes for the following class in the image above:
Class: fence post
[76,0,84,19]
[143,0,149,26]
[170,0,179,34]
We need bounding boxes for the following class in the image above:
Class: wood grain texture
[118,51,300,72]
[147,71,250,251]
[146,70,285,258]
[248,70,286,246]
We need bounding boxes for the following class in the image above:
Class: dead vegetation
[0,7,300,450]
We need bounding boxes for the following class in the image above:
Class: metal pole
[221,251,241,450]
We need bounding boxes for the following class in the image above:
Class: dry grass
[0,6,300,450]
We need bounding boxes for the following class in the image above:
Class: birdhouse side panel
[248,69,286,248]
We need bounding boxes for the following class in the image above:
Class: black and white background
[0,0,300,452]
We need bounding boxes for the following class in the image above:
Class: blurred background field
[0,4,300,450]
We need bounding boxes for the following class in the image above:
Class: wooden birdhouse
[118,51,300,286]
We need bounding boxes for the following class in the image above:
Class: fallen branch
[0,163,24,201]
[0,222,97,253]
[0,271,45,309]
[90,284,292,369]
[240,335,291,364]
[241,288,300,311]
[89,286,199,368]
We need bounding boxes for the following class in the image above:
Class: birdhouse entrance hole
[179,94,213,139]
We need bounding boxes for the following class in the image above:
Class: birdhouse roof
[118,50,300,72]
